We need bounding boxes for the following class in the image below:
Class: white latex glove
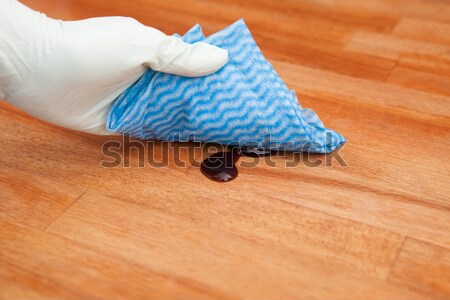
[0,0,228,134]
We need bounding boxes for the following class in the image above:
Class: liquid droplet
[200,147,273,182]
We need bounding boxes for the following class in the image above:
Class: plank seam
[383,60,399,82]
[385,235,407,281]
[44,190,87,232]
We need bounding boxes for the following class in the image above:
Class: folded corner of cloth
[107,18,346,153]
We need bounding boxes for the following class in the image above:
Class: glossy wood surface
[1,0,449,299]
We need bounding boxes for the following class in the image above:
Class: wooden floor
[1,0,450,299]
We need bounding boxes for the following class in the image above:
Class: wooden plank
[271,60,450,122]
[0,101,112,187]
[258,40,395,81]
[1,94,449,249]
[46,191,429,299]
[1,0,449,297]
[386,66,450,97]
[49,191,404,280]
[20,0,397,81]
[0,163,85,231]
[80,145,450,249]
[205,0,400,33]
[79,136,450,250]
[345,30,450,60]
[0,221,234,300]
[299,95,450,158]
[399,54,450,78]
[226,159,450,249]
[21,0,400,34]
[0,259,84,300]
[393,18,450,46]
[125,0,398,81]
[388,238,450,298]
[332,0,450,23]
[345,31,450,76]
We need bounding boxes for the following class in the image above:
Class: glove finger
[145,35,228,77]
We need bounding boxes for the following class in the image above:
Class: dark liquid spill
[200,147,273,182]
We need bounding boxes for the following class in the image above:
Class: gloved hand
[0,0,228,134]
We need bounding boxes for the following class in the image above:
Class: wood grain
[1,0,450,298]
[273,60,450,122]
[386,66,450,97]
[0,163,85,230]
[0,259,84,300]
[46,192,424,299]
[388,238,450,298]
[48,191,404,280]
[345,31,450,77]
[345,31,450,65]
[393,18,450,46]
[0,221,234,300]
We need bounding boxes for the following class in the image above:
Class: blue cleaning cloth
[107,19,345,153]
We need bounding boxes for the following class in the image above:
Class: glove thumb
[144,33,228,77]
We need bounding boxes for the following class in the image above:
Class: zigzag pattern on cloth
[107,19,346,153]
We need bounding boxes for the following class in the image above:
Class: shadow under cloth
[107,19,345,153]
